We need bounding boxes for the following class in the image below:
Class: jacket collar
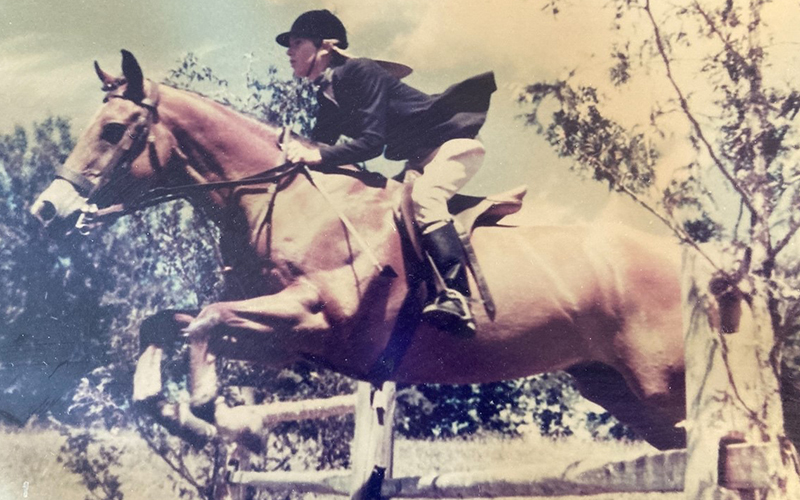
[314,67,337,105]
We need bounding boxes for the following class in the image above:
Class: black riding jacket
[311,58,496,166]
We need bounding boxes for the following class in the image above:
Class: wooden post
[214,387,257,500]
[349,381,396,500]
[682,249,798,499]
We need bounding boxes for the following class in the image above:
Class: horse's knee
[140,309,199,350]
[624,362,685,419]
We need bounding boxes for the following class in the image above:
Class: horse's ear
[121,49,145,101]
[94,61,119,91]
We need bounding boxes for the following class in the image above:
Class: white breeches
[408,138,485,234]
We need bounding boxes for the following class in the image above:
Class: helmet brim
[276,32,292,47]
[276,31,349,49]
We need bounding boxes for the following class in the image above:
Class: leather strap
[55,164,94,195]
[58,81,161,200]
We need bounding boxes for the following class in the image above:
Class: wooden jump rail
[221,379,774,499]
[215,392,358,432]
[227,444,772,497]
[217,381,395,500]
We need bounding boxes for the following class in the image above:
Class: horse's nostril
[39,201,57,222]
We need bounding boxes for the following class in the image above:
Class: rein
[92,160,301,219]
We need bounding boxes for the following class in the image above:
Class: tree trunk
[682,249,799,499]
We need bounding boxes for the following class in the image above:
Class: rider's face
[287,37,320,79]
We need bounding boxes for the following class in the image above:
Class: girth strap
[365,216,425,385]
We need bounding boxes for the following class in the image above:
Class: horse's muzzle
[30,178,89,237]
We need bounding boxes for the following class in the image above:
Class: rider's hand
[283,141,323,165]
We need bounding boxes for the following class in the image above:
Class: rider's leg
[411,138,485,335]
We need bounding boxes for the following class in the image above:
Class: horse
[30,50,686,451]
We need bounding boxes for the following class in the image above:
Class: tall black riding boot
[421,221,476,337]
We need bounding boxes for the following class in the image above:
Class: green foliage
[0,117,111,424]
[164,52,318,136]
[397,374,634,441]
[520,81,657,195]
[518,0,800,256]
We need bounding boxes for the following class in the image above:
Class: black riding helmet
[276,10,348,49]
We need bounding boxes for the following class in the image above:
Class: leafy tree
[519,0,800,496]
[0,117,114,424]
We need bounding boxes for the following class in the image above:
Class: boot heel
[422,289,476,337]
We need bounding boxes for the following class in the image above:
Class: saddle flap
[450,185,528,234]
[396,172,526,321]
[398,169,527,236]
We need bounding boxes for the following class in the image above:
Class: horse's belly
[392,320,590,384]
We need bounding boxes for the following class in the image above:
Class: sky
[5,0,800,231]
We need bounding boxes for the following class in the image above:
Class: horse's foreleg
[183,306,235,421]
[133,345,164,403]
[133,309,197,403]
[132,310,216,447]
[184,281,329,421]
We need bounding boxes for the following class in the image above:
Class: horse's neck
[155,86,403,290]
[158,86,285,188]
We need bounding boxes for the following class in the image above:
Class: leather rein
[58,80,300,233]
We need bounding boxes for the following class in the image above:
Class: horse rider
[278,9,496,337]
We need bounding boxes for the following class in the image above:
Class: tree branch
[692,1,750,74]
[581,153,723,272]
[135,418,207,495]
[772,215,800,256]
[643,0,758,217]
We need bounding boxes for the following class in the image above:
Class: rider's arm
[312,59,390,166]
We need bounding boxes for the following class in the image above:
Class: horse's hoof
[135,397,217,449]
[132,395,162,417]
[191,399,217,424]
[237,429,265,455]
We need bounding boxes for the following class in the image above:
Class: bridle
[57,82,161,202]
[58,80,301,234]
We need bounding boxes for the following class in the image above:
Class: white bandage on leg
[410,138,485,234]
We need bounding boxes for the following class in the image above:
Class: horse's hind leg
[567,362,686,450]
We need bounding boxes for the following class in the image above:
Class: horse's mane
[161,82,287,137]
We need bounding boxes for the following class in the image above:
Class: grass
[393,434,682,500]
[0,427,197,500]
[0,427,682,500]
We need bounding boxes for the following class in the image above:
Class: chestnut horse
[31,51,686,450]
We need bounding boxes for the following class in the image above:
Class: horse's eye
[100,123,127,144]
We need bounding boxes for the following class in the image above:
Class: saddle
[397,170,527,319]
[364,177,526,384]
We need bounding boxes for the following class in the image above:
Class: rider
[278,9,496,337]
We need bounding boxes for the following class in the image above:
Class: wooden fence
[221,380,772,499]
